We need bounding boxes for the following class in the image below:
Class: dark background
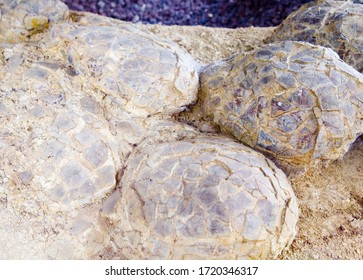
[62,0,315,28]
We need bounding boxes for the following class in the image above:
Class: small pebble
[97,1,105,8]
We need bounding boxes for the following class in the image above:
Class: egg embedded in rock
[197,41,363,165]
[46,23,200,117]
[107,136,298,260]
[266,0,363,73]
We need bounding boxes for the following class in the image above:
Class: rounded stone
[109,136,298,259]
[46,23,199,117]
[197,41,363,165]
[267,0,363,73]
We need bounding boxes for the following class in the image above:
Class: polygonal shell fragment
[198,41,363,165]
[47,24,199,117]
[0,0,69,43]
[267,0,363,73]
[110,136,298,259]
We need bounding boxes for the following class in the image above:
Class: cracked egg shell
[266,0,363,73]
[109,136,298,259]
[198,41,363,165]
[46,23,199,117]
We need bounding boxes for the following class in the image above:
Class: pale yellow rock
[0,1,360,261]
[0,0,69,43]
[0,0,201,259]
[7,0,363,261]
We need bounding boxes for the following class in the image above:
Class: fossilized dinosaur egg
[267,0,363,73]
[197,41,363,164]
[45,23,199,117]
[108,136,298,259]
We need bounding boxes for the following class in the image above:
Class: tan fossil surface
[142,18,362,261]
[188,41,363,165]
[143,10,362,261]
[107,136,298,259]
[0,0,362,260]
[0,0,298,259]
[266,0,363,73]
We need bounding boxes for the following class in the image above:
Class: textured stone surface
[0,0,69,43]
[5,0,362,260]
[0,0,200,259]
[267,0,363,73]
[195,41,363,165]
[107,136,298,259]
[0,0,298,260]
[45,23,199,117]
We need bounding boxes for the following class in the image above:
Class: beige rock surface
[0,1,200,259]
[0,0,362,260]
[74,12,362,260]
[0,1,298,259]
[0,0,69,43]
[134,13,363,261]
